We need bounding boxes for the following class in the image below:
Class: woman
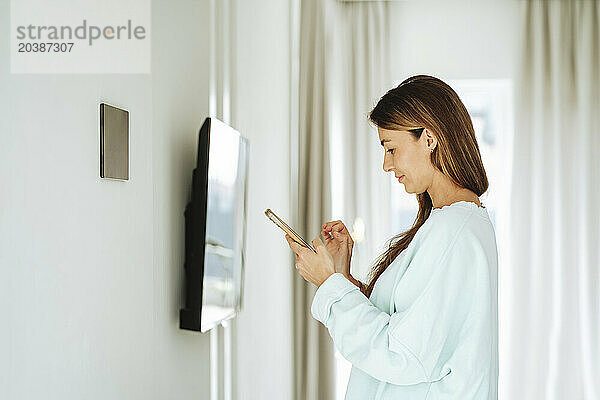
[286,75,498,399]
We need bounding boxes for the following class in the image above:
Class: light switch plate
[100,103,129,180]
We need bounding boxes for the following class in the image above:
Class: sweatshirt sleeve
[311,219,488,385]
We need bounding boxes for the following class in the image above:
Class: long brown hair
[363,74,489,298]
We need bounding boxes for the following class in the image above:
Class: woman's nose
[383,156,394,172]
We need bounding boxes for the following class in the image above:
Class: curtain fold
[294,0,392,399]
[295,0,334,398]
[504,1,599,399]
[337,2,392,281]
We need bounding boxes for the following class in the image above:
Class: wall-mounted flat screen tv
[180,117,249,333]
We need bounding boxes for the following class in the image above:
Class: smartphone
[264,208,317,253]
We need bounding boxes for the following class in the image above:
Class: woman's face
[378,127,437,194]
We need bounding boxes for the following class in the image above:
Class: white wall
[0,0,214,398]
[390,0,522,81]
[1,0,296,398]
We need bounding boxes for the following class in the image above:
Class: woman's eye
[387,148,395,154]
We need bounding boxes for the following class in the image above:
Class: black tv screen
[180,117,249,332]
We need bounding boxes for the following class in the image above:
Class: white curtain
[294,0,392,399]
[503,1,599,399]
[295,0,335,398]
[328,0,394,284]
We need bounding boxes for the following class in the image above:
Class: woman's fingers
[332,231,349,245]
[329,222,344,231]
[322,227,344,240]
[285,234,304,254]
[322,221,348,234]
[332,231,350,243]
[321,221,355,247]
[333,230,354,247]
[329,225,350,238]
[322,220,342,230]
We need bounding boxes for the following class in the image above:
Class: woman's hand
[321,220,354,278]
[285,235,335,287]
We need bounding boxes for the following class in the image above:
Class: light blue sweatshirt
[311,201,498,400]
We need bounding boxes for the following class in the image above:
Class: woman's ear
[424,128,437,151]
